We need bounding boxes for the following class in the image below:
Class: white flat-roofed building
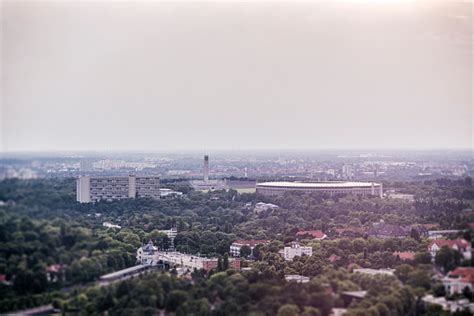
[283,242,312,261]
[76,175,160,203]
[230,239,269,257]
[285,274,310,283]
[256,181,383,198]
[353,268,395,276]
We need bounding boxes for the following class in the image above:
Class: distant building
[103,222,121,229]
[159,188,183,197]
[296,230,327,240]
[136,242,240,271]
[230,240,269,257]
[428,239,471,261]
[368,223,410,238]
[428,230,463,239]
[342,165,354,179]
[443,267,474,295]
[256,181,383,198]
[203,155,209,183]
[254,202,279,213]
[158,227,178,249]
[76,175,160,203]
[340,291,367,307]
[283,242,312,261]
[190,155,228,190]
[393,251,416,261]
[285,274,310,283]
[136,240,159,265]
[353,268,395,276]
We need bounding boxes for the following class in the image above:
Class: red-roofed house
[428,239,472,261]
[230,240,270,257]
[393,251,416,261]
[443,267,474,295]
[46,264,65,283]
[296,230,327,240]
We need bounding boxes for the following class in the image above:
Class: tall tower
[203,155,209,183]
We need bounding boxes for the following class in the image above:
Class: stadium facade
[256,181,383,198]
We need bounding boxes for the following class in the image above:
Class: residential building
[159,188,183,197]
[136,242,240,271]
[285,275,310,283]
[229,239,269,257]
[353,268,395,276]
[428,230,463,239]
[76,175,160,203]
[254,202,279,213]
[443,267,474,295]
[283,242,312,261]
[428,239,471,261]
[103,222,121,229]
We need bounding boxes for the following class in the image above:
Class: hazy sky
[1,0,472,152]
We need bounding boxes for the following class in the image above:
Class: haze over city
[1,0,472,152]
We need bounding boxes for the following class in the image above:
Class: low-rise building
[103,222,121,229]
[283,242,312,261]
[159,188,183,197]
[443,267,474,295]
[428,239,471,261]
[353,268,395,276]
[136,242,240,271]
[285,274,310,283]
[423,295,474,314]
[254,202,279,213]
[229,239,269,257]
[428,230,463,239]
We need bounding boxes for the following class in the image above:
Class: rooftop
[100,264,149,280]
[257,181,380,189]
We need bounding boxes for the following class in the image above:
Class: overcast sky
[0,0,472,152]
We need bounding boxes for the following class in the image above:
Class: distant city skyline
[1,0,472,152]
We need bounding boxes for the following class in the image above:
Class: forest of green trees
[0,178,472,315]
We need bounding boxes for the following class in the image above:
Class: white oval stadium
[256,181,383,197]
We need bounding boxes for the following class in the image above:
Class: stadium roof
[256,181,380,188]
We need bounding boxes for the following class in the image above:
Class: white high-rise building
[76,175,160,203]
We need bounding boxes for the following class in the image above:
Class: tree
[217,256,223,271]
[277,304,300,316]
[240,245,252,258]
[166,290,188,311]
[223,253,229,270]
[395,264,413,283]
[462,286,473,300]
[435,246,462,272]
[301,306,321,316]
